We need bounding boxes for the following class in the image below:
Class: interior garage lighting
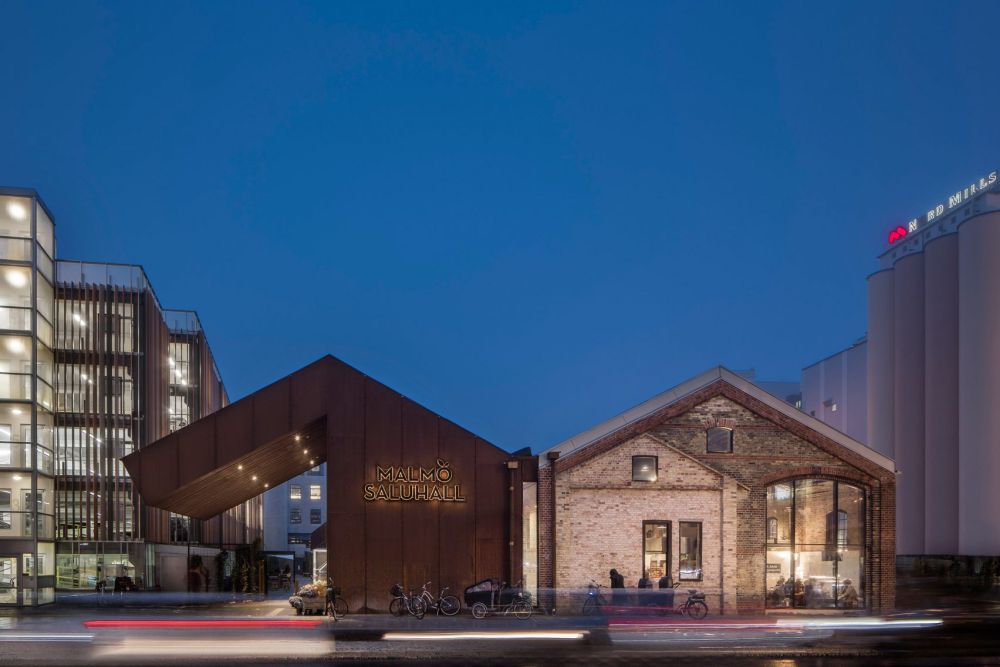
[6,202,26,220]
[5,270,27,288]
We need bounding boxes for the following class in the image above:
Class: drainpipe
[546,451,560,614]
[719,480,725,615]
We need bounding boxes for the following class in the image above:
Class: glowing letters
[363,459,466,502]
[889,170,998,245]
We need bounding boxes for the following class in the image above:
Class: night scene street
[1,1,1000,665]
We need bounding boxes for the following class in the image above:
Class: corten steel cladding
[122,355,518,613]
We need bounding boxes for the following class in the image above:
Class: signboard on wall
[363,459,467,502]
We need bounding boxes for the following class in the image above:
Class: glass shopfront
[765,479,865,609]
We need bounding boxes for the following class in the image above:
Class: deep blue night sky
[2,1,999,451]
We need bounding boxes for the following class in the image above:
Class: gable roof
[538,366,895,473]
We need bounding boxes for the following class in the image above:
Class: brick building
[538,367,896,614]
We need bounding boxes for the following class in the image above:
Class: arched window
[764,479,865,610]
[706,427,733,453]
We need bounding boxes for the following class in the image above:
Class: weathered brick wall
[542,385,896,614]
[553,434,741,613]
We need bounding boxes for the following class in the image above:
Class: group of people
[768,575,859,608]
[609,569,674,590]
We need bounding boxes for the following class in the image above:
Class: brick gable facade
[538,381,896,614]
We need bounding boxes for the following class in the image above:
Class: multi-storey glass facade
[0,188,57,605]
[0,188,262,605]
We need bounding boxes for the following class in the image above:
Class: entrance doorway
[0,556,18,604]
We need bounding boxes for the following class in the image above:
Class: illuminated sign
[363,459,466,502]
[888,170,998,245]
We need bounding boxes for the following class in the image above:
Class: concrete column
[867,269,896,459]
[958,212,1000,555]
[923,235,959,555]
[892,254,925,555]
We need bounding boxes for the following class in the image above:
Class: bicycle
[325,581,349,619]
[643,581,709,619]
[581,579,609,615]
[470,580,532,620]
[417,581,461,616]
[389,583,426,619]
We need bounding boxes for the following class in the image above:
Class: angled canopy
[123,356,339,519]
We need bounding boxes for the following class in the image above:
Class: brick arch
[757,465,874,491]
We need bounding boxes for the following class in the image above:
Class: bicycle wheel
[582,597,600,615]
[408,596,427,620]
[330,595,347,618]
[389,597,403,616]
[471,602,488,619]
[686,600,708,620]
[512,601,532,620]
[439,595,461,616]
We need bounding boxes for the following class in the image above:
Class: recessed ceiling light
[5,338,25,354]
[294,435,300,442]
[252,475,257,481]
[11,408,21,416]
[237,464,243,470]
[264,483,269,488]
[310,460,315,465]
[12,474,22,481]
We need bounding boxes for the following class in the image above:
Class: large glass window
[642,521,670,583]
[678,521,702,580]
[765,479,865,609]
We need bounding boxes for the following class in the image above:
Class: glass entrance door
[0,556,17,604]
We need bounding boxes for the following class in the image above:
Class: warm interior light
[5,338,25,354]
[309,460,315,466]
[80,373,88,380]
[237,464,243,470]
[252,475,258,481]
[4,270,27,288]
[12,474,22,481]
[294,435,301,442]
[6,202,26,220]
[11,407,21,415]
[302,449,308,455]
[168,357,175,366]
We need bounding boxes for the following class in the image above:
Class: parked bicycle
[581,579,609,615]
[326,580,349,619]
[644,582,709,619]
[418,581,461,616]
[389,583,426,619]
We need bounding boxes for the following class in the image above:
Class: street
[0,594,998,666]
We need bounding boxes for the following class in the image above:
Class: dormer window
[632,455,657,482]
[706,427,733,453]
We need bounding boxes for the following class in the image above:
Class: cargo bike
[463,579,532,619]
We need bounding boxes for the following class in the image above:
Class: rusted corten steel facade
[124,355,524,612]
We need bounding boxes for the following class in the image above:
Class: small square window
[706,427,733,453]
[289,509,301,524]
[310,509,322,524]
[632,456,657,482]
[310,484,322,501]
[289,484,302,500]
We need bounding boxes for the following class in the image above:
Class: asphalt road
[0,596,998,666]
